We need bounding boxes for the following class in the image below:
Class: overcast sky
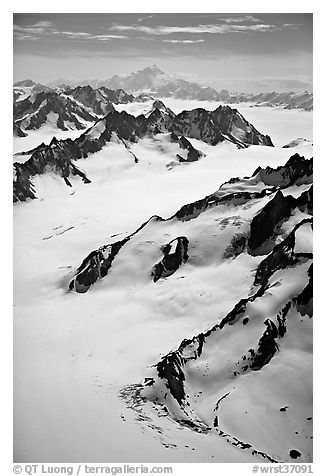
[13,13,313,92]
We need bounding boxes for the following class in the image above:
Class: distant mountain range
[13,81,152,137]
[36,65,312,111]
[13,67,312,138]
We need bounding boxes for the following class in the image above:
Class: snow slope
[14,102,313,463]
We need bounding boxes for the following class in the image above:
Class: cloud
[14,34,40,41]
[219,15,261,23]
[137,14,155,23]
[34,21,53,28]
[111,23,300,35]
[162,39,204,44]
[89,34,128,41]
[14,23,128,41]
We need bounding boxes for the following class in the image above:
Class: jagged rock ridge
[14,90,97,134]
[13,102,273,202]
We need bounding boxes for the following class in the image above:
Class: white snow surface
[13,122,95,158]
[14,101,312,462]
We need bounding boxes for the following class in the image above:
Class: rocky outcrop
[254,218,313,287]
[14,90,97,133]
[256,154,313,188]
[13,122,27,137]
[171,105,273,147]
[69,216,164,292]
[152,237,189,282]
[64,85,117,115]
[13,137,91,202]
[295,263,313,317]
[172,188,270,222]
[247,191,297,254]
[248,185,313,255]
[140,218,312,464]
[176,136,205,162]
[14,103,275,202]
[69,239,129,293]
[296,185,313,214]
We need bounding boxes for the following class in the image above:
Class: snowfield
[13,101,313,463]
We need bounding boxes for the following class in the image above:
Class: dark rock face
[14,91,97,133]
[156,353,186,403]
[146,101,176,133]
[257,154,313,188]
[64,85,117,115]
[248,191,297,254]
[69,239,129,293]
[289,450,302,459]
[250,319,280,370]
[254,218,313,287]
[248,186,313,256]
[297,185,313,214]
[13,122,27,137]
[69,215,164,292]
[171,105,273,147]
[13,166,36,202]
[176,136,204,162]
[156,334,205,405]
[172,189,269,222]
[295,263,313,317]
[13,137,91,202]
[152,237,189,282]
[14,103,273,202]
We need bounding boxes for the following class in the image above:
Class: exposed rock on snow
[172,105,273,147]
[13,102,274,202]
[256,153,313,188]
[64,85,127,115]
[283,138,313,148]
[13,137,91,202]
[141,218,312,462]
[176,136,205,162]
[152,237,189,282]
[13,122,27,137]
[69,216,164,292]
[14,90,97,135]
[247,191,297,254]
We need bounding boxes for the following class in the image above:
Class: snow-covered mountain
[66,152,313,462]
[226,91,313,112]
[13,101,273,202]
[63,85,149,116]
[42,66,312,110]
[283,137,313,148]
[13,84,313,462]
[13,90,98,136]
[13,80,53,102]
[13,84,155,138]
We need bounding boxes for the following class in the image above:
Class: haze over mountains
[14,65,313,136]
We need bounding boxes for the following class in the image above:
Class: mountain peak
[146,65,163,74]
[14,79,37,87]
